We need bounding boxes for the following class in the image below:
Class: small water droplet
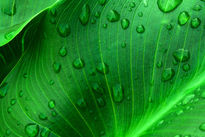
[72,58,85,69]
[99,0,106,6]
[162,68,175,81]
[1,1,16,16]
[25,123,39,137]
[76,98,86,108]
[0,83,8,98]
[6,129,11,135]
[59,47,67,57]
[178,11,190,26]
[121,42,127,48]
[19,90,24,97]
[79,4,90,25]
[182,94,195,105]
[51,111,57,117]
[10,98,16,105]
[173,49,190,62]
[39,113,48,120]
[199,123,205,131]
[166,23,173,30]
[95,11,101,18]
[107,10,120,22]
[182,63,190,72]
[191,18,201,28]
[40,128,50,137]
[138,12,143,17]
[176,109,183,115]
[112,84,124,103]
[136,25,145,33]
[97,97,106,107]
[91,18,96,24]
[92,83,104,94]
[174,135,182,137]
[192,4,202,11]
[49,80,55,85]
[96,62,109,74]
[53,62,61,73]
[121,19,130,30]
[48,100,55,109]
[50,8,56,17]
[157,0,182,13]
[156,60,163,68]
[56,23,71,37]
[129,2,136,8]
[7,107,12,113]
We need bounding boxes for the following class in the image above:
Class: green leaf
[0,0,58,47]
[1,0,205,137]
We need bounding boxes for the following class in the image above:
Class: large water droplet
[162,68,175,81]
[48,100,55,109]
[40,128,50,137]
[107,10,120,22]
[79,4,90,25]
[178,11,190,26]
[72,58,85,69]
[1,0,16,16]
[96,62,109,74]
[191,18,201,28]
[112,84,124,103]
[53,62,61,73]
[57,23,71,37]
[199,123,205,131]
[0,83,8,98]
[25,124,39,137]
[157,0,183,13]
[173,49,190,62]
[121,19,130,30]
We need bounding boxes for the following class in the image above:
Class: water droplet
[96,62,109,74]
[53,62,61,73]
[138,12,143,17]
[1,1,16,16]
[76,98,86,108]
[173,49,190,62]
[107,10,120,22]
[73,58,85,69]
[174,135,182,137]
[166,23,173,30]
[96,97,106,107]
[59,47,67,57]
[156,60,163,68]
[51,111,57,117]
[191,18,201,28]
[40,128,50,137]
[121,19,130,30]
[4,31,15,40]
[121,42,127,48]
[129,2,136,8]
[92,83,104,94]
[57,23,71,37]
[199,123,205,131]
[201,91,205,98]
[178,11,190,26]
[182,63,190,72]
[23,73,28,78]
[25,123,39,137]
[0,83,8,98]
[176,109,183,115]
[49,80,55,85]
[157,0,182,13]
[91,18,96,24]
[10,98,16,105]
[193,4,202,11]
[48,100,55,109]
[79,4,90,25]
[136,25,145,33]
[95,11,101,18]
[103,23,107,28]
[112,84,124,103]
[182,94,195,105]
[99,0,106,6]
[50,8,56,17]
[162,68,175,81]
[6,129,11,135]
[39,113,48,120]
[7,107,12,113]
[19,90,24,97]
